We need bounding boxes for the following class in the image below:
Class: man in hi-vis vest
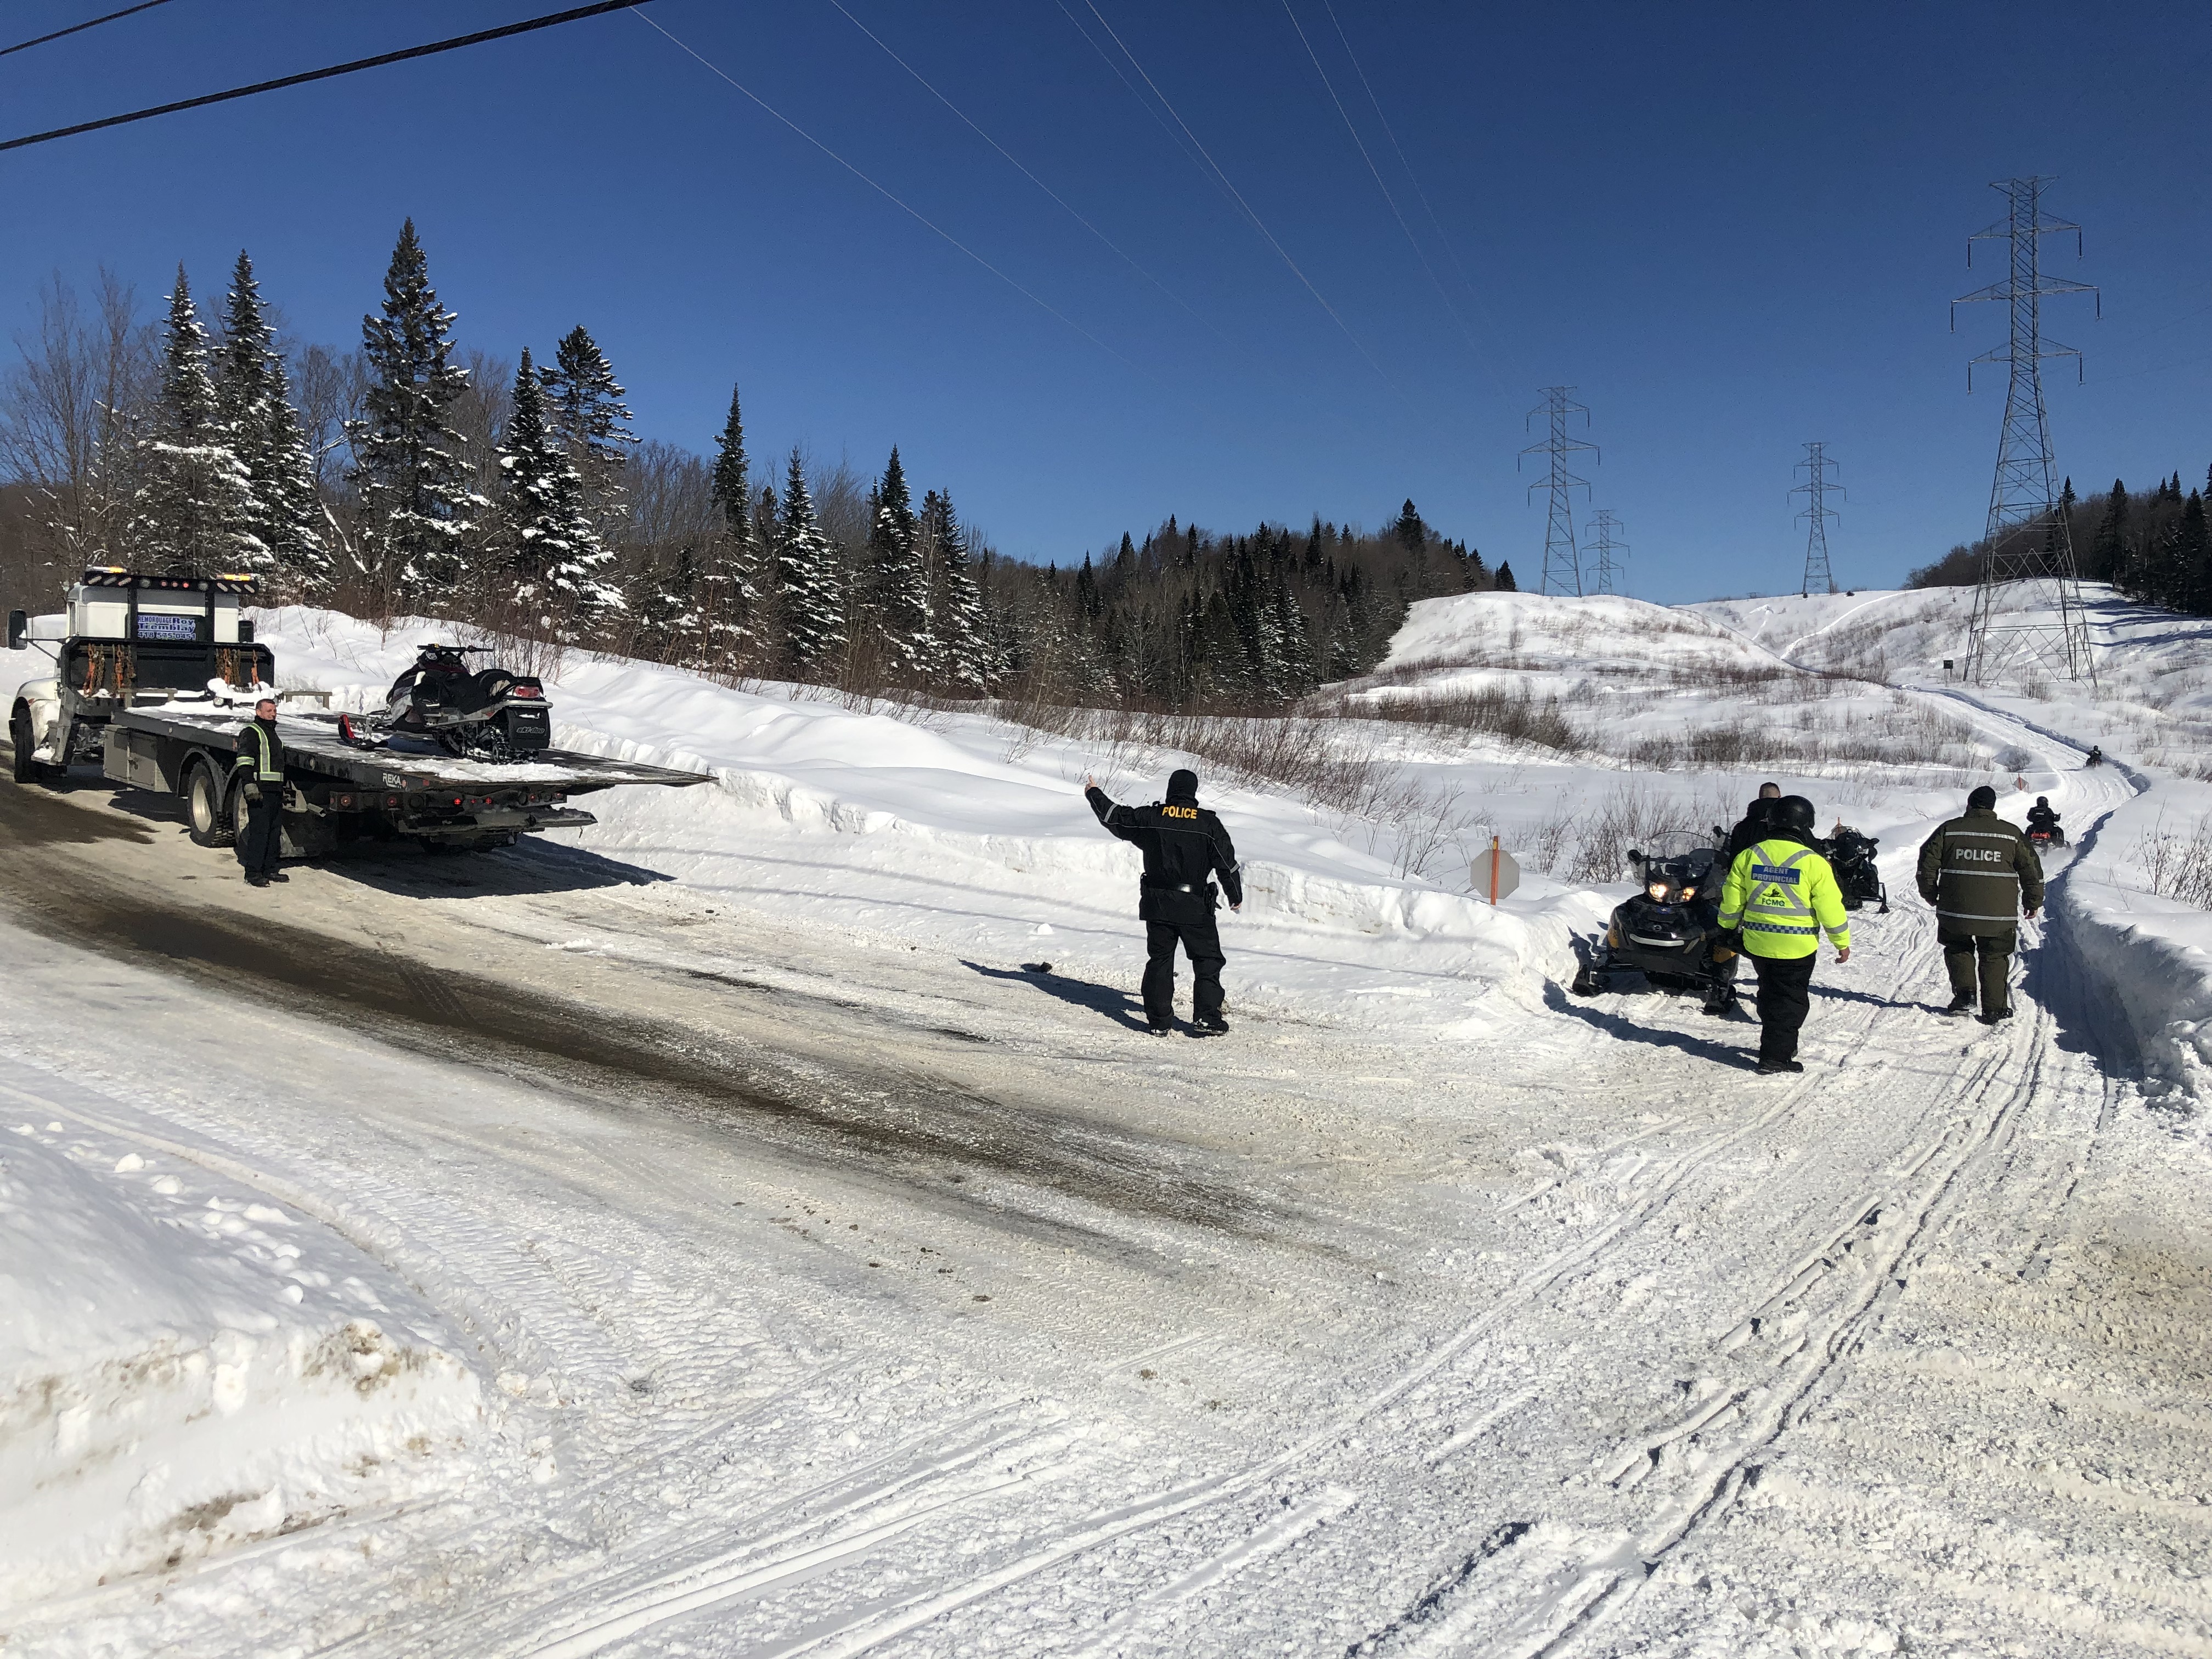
[233,696,287,888]
[1717,793,1852,1074]
[1916,784,2043,1024]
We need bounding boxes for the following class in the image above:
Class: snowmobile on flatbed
[7,568,709,855]
[1571,831,1738,1011]
[338,642,551,762]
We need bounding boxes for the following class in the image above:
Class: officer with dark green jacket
[233,697,287,888]
[1916,785,2043,1023]
[1717,794,1852,1075]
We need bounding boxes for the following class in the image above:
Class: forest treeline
[1909,469,2212,612]
[0,223,1508,709]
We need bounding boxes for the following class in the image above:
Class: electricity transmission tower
[1953,176,2100,684]
[1585,510,1628,595]
[1791,443,1841,596]
[1519,387,1597,596]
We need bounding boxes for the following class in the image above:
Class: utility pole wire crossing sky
[0,1,652,153]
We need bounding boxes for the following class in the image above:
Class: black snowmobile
[338,644,552,762]
[1571,832,1737,1012]
[1824,826,1889,912]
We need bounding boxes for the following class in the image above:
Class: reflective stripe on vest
[235,724,283,782]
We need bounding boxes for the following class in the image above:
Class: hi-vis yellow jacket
[1719,836,1850,960]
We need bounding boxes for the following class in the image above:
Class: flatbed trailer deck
[103,701,711,855]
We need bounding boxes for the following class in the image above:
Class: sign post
[1475,837,1521,905]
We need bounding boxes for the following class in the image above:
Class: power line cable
[1074,0,1399,395]
[1321,0,1514,390]
[1051,1,1226,210]
[820,0,1225,343]
[628,8,1149,383]
[0,0,644,153]
[1277,0,1493,376]
[0,0,174,61]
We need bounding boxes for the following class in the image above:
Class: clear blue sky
[3,1,2207,601]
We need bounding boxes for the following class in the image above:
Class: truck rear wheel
[10,704,47,787]
[184,759,233,847]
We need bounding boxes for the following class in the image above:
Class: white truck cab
[9,568,266,779]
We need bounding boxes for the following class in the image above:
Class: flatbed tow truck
[8,569,709,856]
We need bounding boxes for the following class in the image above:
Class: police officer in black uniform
[1085,768,1243,1036]
[233,696,287,888]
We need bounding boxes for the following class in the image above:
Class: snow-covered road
[3,683,2208,1659]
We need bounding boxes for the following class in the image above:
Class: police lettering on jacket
[1084,786,1243,915]
[1916,807,2043,935]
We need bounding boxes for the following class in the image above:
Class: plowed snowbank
[1,1084,481,1605]
[256,608,1609,1032]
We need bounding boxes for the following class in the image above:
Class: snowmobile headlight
[1680,885,1696,900]
[1646,881,1669,901]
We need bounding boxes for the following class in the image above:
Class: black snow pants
[1750,951,1816,1063]
[1143,916,1224,1026]
[1939,926,2016,1018]
[236,793,283,878]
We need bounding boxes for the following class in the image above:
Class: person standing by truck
[233,697,287,887]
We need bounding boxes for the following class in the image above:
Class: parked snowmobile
[1571,831,1737,1011]
[338,644,552,762]
[1824,826,1889,912]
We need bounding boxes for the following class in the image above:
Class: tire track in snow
[697,1069,1832,1658]
[1453,987,2073,1656]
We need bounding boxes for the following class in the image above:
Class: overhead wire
[0,0,174,61]
[820,0,1225,343]
[0,0,645,153]
[1069,0,1400,396]
[1321,0,1514,392]
[626,8,1150,383]
[1276,0,1498,385]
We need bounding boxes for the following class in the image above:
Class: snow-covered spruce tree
[539,325,635,541]
[348,219,479,601]
[495,349,614,624]
[128,267,262,576]
[775,449,845,678]
[216,251,329,594]
[864,446,933,680]
[922,487,991,691]
[705,380,764,657]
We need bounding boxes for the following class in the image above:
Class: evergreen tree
[2177,491,2212,616]
[215,251,329,592]
[924,488,992,691]
[494,348,610,619]
[776,449,845,676]
[130,268,261,575]
[1393,498,1427,553]
[349,220,477,599]
[1496,560,1518,592]
[705,381,763,653]
[865,446,933,678]
[538,325,634,539]
[2088,480,2131,587]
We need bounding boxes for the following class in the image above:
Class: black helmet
[1776,794,1816,833]
[2036,795,2049,806]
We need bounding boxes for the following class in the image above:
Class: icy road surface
[1,697,2208,1659]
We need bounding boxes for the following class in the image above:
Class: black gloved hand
[1717,929,1742,954]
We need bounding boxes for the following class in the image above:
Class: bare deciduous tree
[0,269,155,571]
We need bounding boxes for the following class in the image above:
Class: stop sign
[1474,844,1520,904]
